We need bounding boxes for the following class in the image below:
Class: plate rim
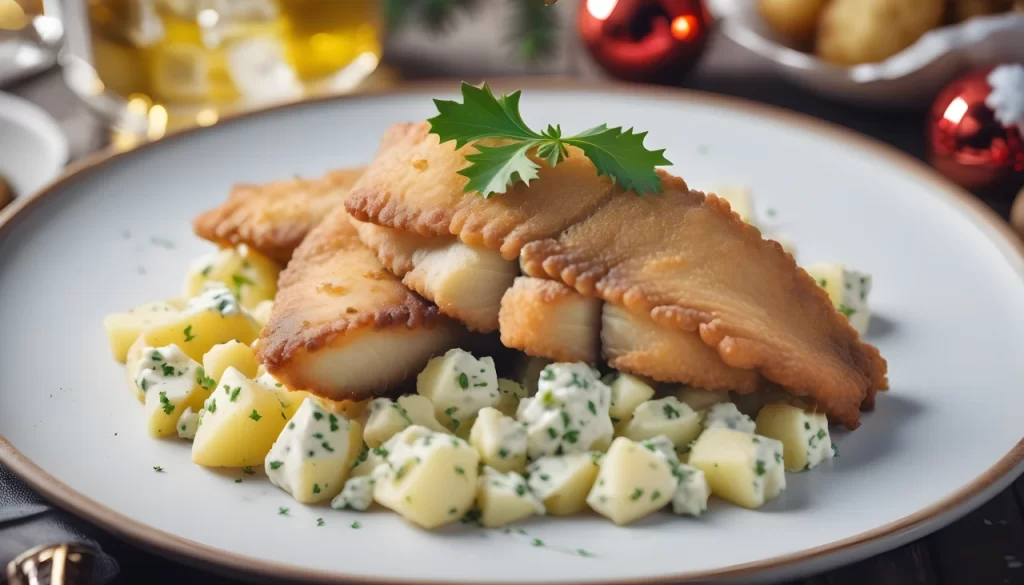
[1,78,1023,584]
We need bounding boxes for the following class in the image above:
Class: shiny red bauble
[926,64,1024,195]
[578,0,711,84]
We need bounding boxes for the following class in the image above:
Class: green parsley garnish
[663,404,680,419]
[313,484,321,494]
[837,304,856,318]
[454,465,466,475]
[242,466,255,475]
[249,409,262,421]
[651,490,661,501]
[160,364,176,377]
[428,82,671,197]
[183,324,195,342]
[630,488,644,501]
[755,459,766,476]
[312,411,323,421]
[269,460,283,470]
[151,351,163,361]
[540,367,555,381]
[317,517,325,527]
[158,392,175,415]
[817,429,826,440]
[200,265,212,277]
[195,367,216,390]
[234,478,242,483]
[515,483,526,496]
[531,538,544,547]
[231,274,255,297]
[577,549,593,558]
[153,465,164,472]
[322,441,334,452]
[229,386,241,402]
[546,427,558,439]
[207,399,217,413]
[457,372,469,389]
[351,521,361,529]
[563,430,580,443]
[278,507,289,515]
[328,413,340,432]
[832,442,840,457]
[587,400,597,416]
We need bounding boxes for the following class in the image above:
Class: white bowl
[710,0,1024,107]
[0,91,68,200]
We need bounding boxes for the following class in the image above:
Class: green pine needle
[428,82,671,197]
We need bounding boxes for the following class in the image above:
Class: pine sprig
[428,82,671,197]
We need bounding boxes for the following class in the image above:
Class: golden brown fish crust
[193,168,363,263]
[601,304,761,393]
[257,206,461,400]
[521,177,887,429]
[499,277,602,363]
[345,122,618,260]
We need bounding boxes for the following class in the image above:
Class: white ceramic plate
[1,82,1022,585]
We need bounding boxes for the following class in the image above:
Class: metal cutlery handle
[6,543,96,585]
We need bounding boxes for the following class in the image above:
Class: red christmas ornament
[578,0,712,84]
[926,64,1024,195]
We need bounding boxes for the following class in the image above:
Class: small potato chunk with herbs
[203,340,260,381]
[417,348,501,433]
[689,428,786,509]
[518,363,613,459]
[397,395,452,435]
[704,402,756,434]
[254,372,311,419]
[804,262,872,335]
[495,378,527,418]
[469,407,528,474]
[135,345,209,438]
[526,452,601,516]
[183,245,280,310]
[756,403,835,472]
[608,373,655,427]
[142,288,259,362]
[637,436,711,517]
[177,407,201,440]
[332,476,376,511]
[622,397,702,449]
[362,396,449,448]
[265,397,363,504]
[372,430,480,529]
[103,300,180,362]
[586,437,676,525]
[191,367,288,468]
[477,466,545,528]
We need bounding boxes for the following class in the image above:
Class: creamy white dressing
[331,476,375,511]
[518,363,613,459]
[264,397,353,500]
[704,402,756,434]
[802,412,835,470]
[751,434,786,500]
[372,425,469,485]
[135,344,196,401]
[481,466,545,515]
[176,407,200,440]
[639,435,678,465]
[185,286,242,317]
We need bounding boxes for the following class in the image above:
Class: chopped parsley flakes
[249,409,262,421]
[278,507,289,515]
[158,392,175,415]
[153,465,164,472]
[183,325,195,342]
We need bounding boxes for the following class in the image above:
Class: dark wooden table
[9,34,1024,585]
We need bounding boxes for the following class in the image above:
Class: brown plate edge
[1,77,1023,585]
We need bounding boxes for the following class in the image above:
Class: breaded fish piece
[257,206,461,400]
[345,122,617,260]
[194,168,363,263]
[521,176,887,429]
[499,277,602,363]
[351,218,518,333]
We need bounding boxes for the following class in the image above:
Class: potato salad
[103,232,861,531]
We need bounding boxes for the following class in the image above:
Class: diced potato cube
[622,397,702,449]
[704,402,756,434]
[177,407,200,440]
[251,300,274,328]
[397,395,452,436]
[103,300,180,362]
[183,245,280,310]
[587,437,676,525]
[688,427,786,509]
[135,345,208,438]
[526,452,600,516]
[373,432,480,529]
[804,262,872,335]
[755,403,835,472]
[477,466,544,528]
[677,387,729,411]
[608,373,655,426]
[363,398,412,448]
[671,464,711,516]
[265,398,363,504]
[142,289,259,362]
[495,378,527,418]
[191,367,288,467]
[332,476,376,511]
[417,348,500,432]
[203,340,260,381]
[469,407,528,474]
[254,372,311,419]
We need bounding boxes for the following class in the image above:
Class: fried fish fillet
[257,206,461,400]
[521,176,887,429]
[345,121,617,259]
[351,219,518,332]
[193,168,363,263]
[499,277,759,391]
[498,277,602,363]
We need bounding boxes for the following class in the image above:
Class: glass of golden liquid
[83,0,381,138]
